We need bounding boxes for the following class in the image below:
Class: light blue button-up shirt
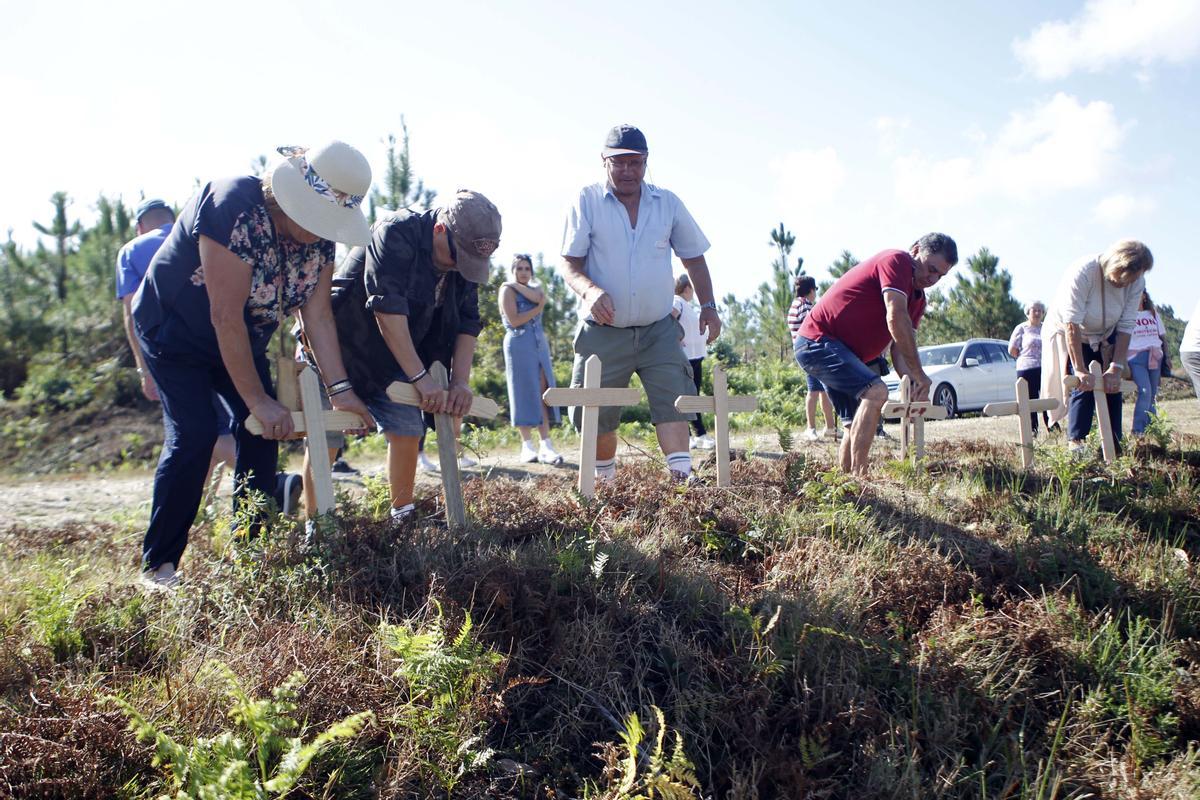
[561,181,710,328]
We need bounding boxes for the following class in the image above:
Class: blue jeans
[138,327,277,571]
[1128,350,1160,434]
[1067,342,1122,450]
[794,335,883,425]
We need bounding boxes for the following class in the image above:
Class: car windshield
[919,345,963,367]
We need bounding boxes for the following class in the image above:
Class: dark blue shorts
[794,336,883,424]
[806,373,826,393]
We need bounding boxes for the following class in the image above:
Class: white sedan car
[883,339,1017,419]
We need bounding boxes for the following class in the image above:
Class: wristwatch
[700,301,718,311]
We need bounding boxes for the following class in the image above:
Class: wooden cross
[982,377,1062,468]
[881,375,947,461]
[1061,362,1136,463]
[673,364,757,487]
[245,364,367,514]
[385,362,500,528]
[541,354,640,499]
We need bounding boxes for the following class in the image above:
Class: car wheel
[934,383,957,420]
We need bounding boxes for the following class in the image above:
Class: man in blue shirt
[117,199,176,402]
[561,125,722,482]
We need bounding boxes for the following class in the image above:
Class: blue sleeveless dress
[503,290,559,426]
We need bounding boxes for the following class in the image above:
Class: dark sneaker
[275,473,302,515]
[331,458,358,475]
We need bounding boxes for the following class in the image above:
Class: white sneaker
[141,562,179,590]
[519,442,539,463]
[823,428,840,440]
[417,452,438,472]
[690,435,716,450]
[804,428,821,442]
[538,442,564,465]
[458,455,478,469]
[389,503,416,526]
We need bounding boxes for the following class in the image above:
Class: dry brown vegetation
[1,430,1199,799]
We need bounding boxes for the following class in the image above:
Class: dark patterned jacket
[331,210,482,397]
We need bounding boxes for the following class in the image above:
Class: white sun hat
[269,141,372,246]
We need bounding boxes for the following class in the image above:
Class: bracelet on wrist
[136,367,145,375]
[408,367,428,383]
[325,379,353,395]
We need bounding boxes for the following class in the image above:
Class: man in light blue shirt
[560,124,722,482]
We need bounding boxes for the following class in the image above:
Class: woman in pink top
[1128,290,1167,435]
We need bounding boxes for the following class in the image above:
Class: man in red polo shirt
[795,233,958,474]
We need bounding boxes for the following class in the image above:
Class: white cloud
[1014,0,1200,80]
[1093,192,1157,223]
[769,147,846,211]
[875,116,910,154]
[892,93,1126,209]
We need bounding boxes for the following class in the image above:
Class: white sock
[595,457,616,480]
[666,451,692,475]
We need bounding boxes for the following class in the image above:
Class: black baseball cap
[602,124,648,158]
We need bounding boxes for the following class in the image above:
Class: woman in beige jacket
[1042,239,1153,454]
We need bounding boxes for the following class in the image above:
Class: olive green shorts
[569,315,697,433]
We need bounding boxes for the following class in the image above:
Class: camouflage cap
[440,190,501,283]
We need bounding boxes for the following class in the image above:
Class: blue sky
[2,0,1197,316]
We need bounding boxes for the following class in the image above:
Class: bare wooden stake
[983,377,1061,469]
[881,376,947,464]
[543,355,640,498]
[382,363,500,528]
[673,364,758,487]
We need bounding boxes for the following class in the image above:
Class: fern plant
[108,661,374,799]
[610,705,701,800]
[379,604,504,788]
[380,604,503,710]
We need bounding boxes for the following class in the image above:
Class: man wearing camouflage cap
[330,190,501,523]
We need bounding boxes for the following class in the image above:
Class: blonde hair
[1100,239,1153,285]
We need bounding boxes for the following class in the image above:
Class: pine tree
[32,192,82,354]
[368,117,437,223]
[819,250,859,294]
[938,247,1024,341]
[754,224,803,361]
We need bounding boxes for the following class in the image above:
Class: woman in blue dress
[500,254,563,464]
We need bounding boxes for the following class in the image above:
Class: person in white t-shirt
[1128,290,1167,436]
[672,274,714,449]
[1178,299,1200,403]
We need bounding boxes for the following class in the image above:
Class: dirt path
[3,399,1196,530]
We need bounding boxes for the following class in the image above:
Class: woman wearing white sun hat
[131,141,375,587]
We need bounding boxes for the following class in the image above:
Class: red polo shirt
[799,249,925,362]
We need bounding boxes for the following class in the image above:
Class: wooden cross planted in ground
[982,377,1062,469]
[245,360,369,514]
[881,375,947,462]
[541,354,640,499]
[385,362,499,528]
[674,364,757,487]
[1062,361,1137,464]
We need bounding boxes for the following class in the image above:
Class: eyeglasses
[605,157,646,172]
